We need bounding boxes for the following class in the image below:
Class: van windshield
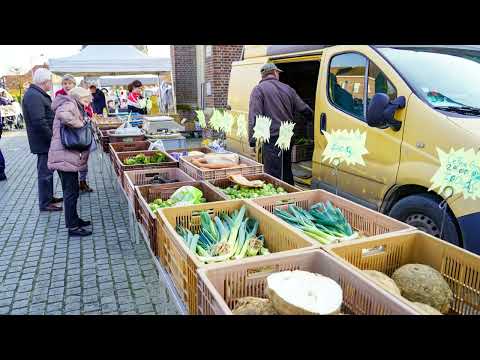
[378,47,480,115]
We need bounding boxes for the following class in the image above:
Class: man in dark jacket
[248,63,313,184]
[22,68,62,211]
[89,85,106,114]
[0,114,5,181]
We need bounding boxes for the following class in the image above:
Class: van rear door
[314,45,411,208]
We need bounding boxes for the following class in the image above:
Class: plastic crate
[197,249,417,315]
[112,150,178,189]
[157,200,319,314]
[291,143,314,163]
[250,189,413,246]
[108,141,152,164]
[135,181,225,261]
[124,167,194,205]
[327,230,480,315]
[107,129,146,144]
[99,130,111,153]
[167,146,214,157]
[209,173,301,200]
[179,154,264,181]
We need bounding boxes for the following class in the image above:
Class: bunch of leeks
[176,205,270,264]
[273,202,358,244]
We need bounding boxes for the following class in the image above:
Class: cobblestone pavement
[0,131,179,315]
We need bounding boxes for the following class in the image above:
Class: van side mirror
[367,93,405,132]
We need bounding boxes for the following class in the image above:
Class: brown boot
[79,180,94,192]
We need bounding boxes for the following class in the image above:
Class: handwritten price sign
[322,129,368,166]
[430,147,480,200]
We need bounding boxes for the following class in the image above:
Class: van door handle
[320,113,327,134]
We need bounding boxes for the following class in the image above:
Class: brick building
[0,64,50,97]
[170,45,244,111]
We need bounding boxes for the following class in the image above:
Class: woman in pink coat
[48,87,93,237]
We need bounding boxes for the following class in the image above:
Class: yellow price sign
[322,129,368,166]
[195,110,207,128]
[275,121,295,151]
[252,115,272,144]
[429,147,480,200]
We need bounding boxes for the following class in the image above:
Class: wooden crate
[197,250,417,315]
[135,181,225,261]
[208,173,301,200]
[179,154,263,181]
[157,200,318,314]
[327,230,480,315]
[250,189,413,246]
[112,150,178,189]
[124,167,194,205]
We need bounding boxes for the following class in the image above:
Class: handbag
[60,119,93,151]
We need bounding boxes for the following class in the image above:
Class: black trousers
[37,154,54,210]
[0,149,5,176]
[58,171,80,229]
[262,142,294,185]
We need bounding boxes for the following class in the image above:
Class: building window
[206,45,212,58]
[206,82,212,96]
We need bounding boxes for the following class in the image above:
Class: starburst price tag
[253,115,272,144]
[236,113,248,140]
[275,121,295,151]
[429,147,480,200]
[209,109,224,132]
[322,129,368,166]
[195,110,206,128]
[223,111,235,135]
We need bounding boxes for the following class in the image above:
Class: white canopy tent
[48,45,175,112]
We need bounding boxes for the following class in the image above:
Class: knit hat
[61,74,76,84]
[69,87,91,100]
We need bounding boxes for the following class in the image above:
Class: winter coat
[47,95,90,172]
[248,75,313,141]
[55,88,93,118]
[91,89,106,114]
[22,84,55,154]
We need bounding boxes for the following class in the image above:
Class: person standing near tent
[89,84,106,115]
[22,68,63,212]
[55,74,76,98]
[127,80,147,115]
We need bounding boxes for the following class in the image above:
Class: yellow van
[227,45,480,254]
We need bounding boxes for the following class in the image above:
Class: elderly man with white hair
[22,68,63,212]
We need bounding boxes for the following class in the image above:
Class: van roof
[243,45,480,60]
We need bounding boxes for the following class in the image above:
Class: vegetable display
[266,270,343,315]
[123,152,167,165]
[220,183,287,199]
[361,265,453,315]
[232,270,344,315]
[273,202,358,244]
[176,205,270,264]
[148,186,206,213]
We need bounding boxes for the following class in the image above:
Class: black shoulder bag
[60,115,93,151]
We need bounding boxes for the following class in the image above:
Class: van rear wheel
[388,193,461,247]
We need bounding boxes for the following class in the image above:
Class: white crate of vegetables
[156,200,319,315]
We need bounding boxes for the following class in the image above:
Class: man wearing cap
[248,63,313,184]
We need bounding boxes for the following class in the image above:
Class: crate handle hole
[361,245,386,257]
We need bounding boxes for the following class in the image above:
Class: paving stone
[0,133,180,315]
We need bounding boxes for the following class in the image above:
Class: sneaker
[68,227,92,237]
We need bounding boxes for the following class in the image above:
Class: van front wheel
[388,193,461,247]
